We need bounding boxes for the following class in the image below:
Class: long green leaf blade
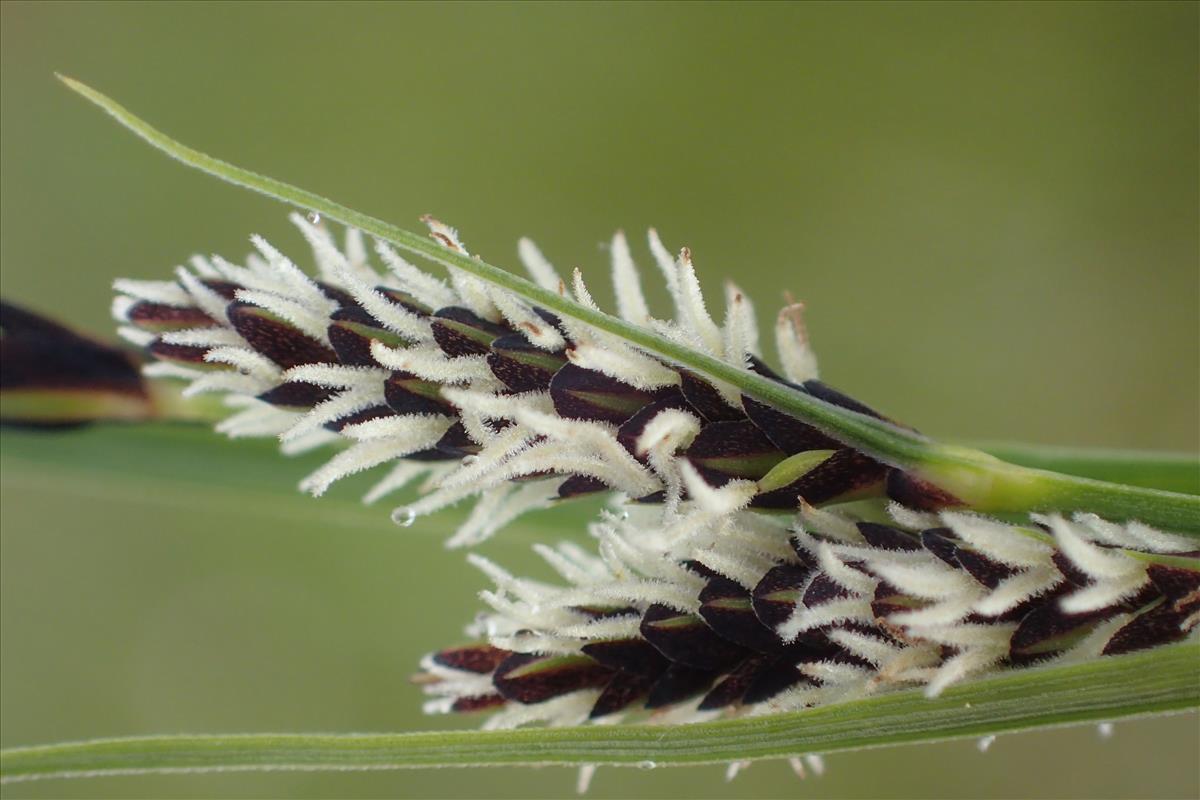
[2,642,1195,783]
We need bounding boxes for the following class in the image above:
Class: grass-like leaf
[2,642,1195,783]
[56,76,1200,534]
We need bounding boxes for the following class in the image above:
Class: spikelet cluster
[113,214,896,545]
[419,501,1199,728]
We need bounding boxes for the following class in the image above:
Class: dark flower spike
[112,216,910,546]
[418,504,1198,730]
[1,300,155,427]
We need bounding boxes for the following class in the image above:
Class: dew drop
[636,760,657,770]
[392,506,417,527]
[306,211,321,225]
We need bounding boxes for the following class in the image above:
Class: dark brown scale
[556,475,609,499]
[742,658,811,704]
[886,470,964,511]
[679,370,744,422]
[803,572,853,608]
[645,664,717,709]
[1008,582,1158,661]
[384,371,456,416]
[492,652,614,704]
[126,302,216,331]
[751,564,813,630]
[324,405,394,432]
[1102,598,1195,656]
[698,654,772,710]
[1050,550,1093,588]
[550,363,675,426]
[920,529,961,567]
[433,644,513,674]
[327,306,393,367]
[684,419,785,487]
[486,334,568,392]
[451,694,507,713]
[639,604,746,671]
[590,671,658,718]
[698,576,782,653]
[858,522,923,552]
[226,302,338,369]
[405,446,462,462]
[954,547,1020,590]
[581,638,669,675]
[741,395,841,454]
[871,580,925,620]
[147,338,211,365]
[434,421,481,457]
[430,307,508,358]
[1146,562,1200,600]
[201,279,241,299]
[258,381,334,409]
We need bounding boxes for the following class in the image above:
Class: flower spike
[418,507,1199,728]
[113,215,907,544]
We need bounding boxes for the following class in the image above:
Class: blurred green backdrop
[1,2,1196,798]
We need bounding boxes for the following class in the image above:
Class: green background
[1,2,1196,798]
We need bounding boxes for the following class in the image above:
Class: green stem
[58,76,1200,534]
[973,441,1199,495]
[3,642,1196,783]
[909,444,1200,533]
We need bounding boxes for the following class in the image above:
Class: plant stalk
[3,642,1196,783]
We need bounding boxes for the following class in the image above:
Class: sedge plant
[0,78,1197,789]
